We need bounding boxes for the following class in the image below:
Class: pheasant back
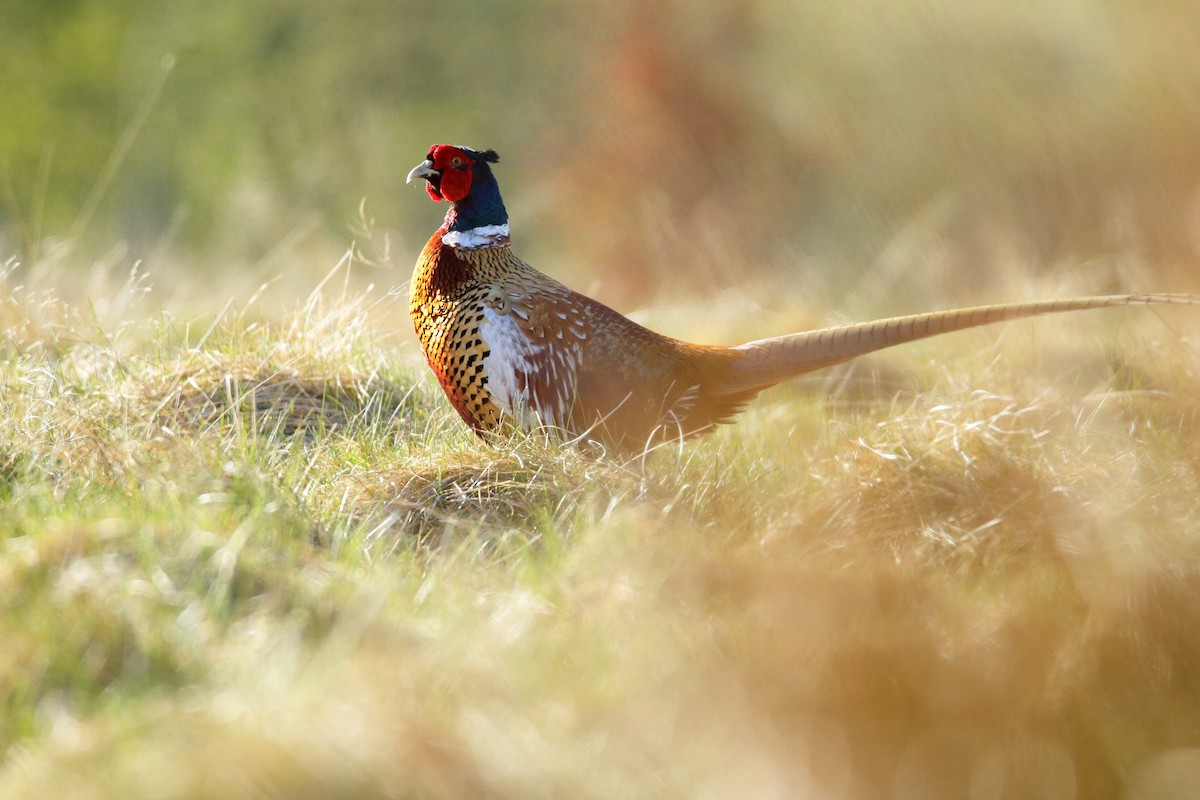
[410,225,754,449]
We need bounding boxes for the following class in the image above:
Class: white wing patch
[479,305,581,429]
[479,308,538,423]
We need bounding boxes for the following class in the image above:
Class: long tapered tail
[728,293,1200,390]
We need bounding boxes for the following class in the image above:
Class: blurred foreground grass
[0,258,1197,799]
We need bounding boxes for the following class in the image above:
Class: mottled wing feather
[478,286,587,431]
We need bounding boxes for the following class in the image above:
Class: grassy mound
[0,268,1197,799]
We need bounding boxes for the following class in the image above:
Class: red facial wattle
[421,145,474,204]
[437,164,472,203]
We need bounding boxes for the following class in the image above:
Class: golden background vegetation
[4,0,1200,300]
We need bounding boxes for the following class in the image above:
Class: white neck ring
[442,223,510,249]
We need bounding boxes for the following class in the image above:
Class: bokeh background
[3,0,1199,312]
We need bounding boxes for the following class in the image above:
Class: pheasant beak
[406,160,439,184]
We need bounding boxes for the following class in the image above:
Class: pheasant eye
[450,156,465,168]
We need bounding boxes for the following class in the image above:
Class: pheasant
[407,144,1199,452]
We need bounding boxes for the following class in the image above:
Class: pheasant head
[407,145,509,248]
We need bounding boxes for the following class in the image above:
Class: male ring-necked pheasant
[407,144,1198,452]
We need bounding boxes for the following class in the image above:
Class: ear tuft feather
[473,149,500,164]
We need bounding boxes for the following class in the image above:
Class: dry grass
[0,259,1197,800]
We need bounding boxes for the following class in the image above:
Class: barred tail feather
[729,293,1200,391]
